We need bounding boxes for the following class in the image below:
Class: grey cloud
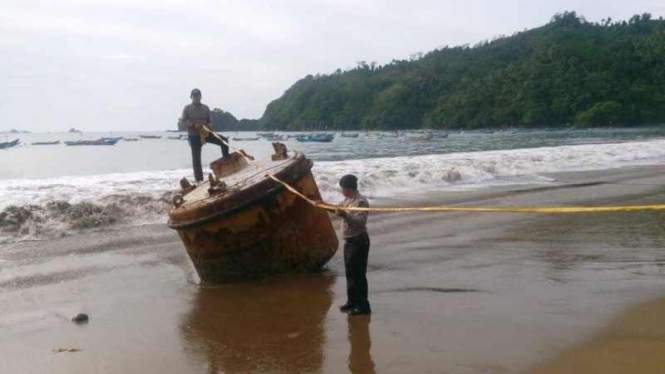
[0,0,662,132]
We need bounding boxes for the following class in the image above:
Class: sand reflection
[347,316,376,374]
[182,274,334,374]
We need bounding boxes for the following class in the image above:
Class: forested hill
[256,12,665,130]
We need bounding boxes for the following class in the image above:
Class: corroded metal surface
[210,152,248,179]
[168,153,338,283]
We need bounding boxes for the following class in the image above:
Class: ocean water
[2,127,665,243]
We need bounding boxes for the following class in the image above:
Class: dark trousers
[188,135,230,182]
[344,232,371,311]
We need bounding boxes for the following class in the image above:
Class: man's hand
[186,122,204,131]
[335,209,347,218]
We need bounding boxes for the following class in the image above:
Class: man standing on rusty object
[336,174,371,315]
[181,88,230,182]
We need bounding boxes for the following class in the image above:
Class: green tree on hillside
[256,12,665,130]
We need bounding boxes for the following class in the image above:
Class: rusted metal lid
[168,152,313,230]
[210,152,248,179]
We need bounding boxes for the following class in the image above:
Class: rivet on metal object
[271,142,288,161]
[180,177,196,195]
[173,194,185,208]
[208,173,227,195]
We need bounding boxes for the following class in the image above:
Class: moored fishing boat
[365,132,382,139]
[64,138,119,146]
[168,144,338,283]
[408,132,434,141]
[296,133,334,143]
[31,140,61,146]
[0,139,20,149]
[340,132,359,138]
[381,132,399,138]
[140,135,162,139]
[264,134,285,141]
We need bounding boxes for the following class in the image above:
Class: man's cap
[339,174,358,190]
[190,88,202,96]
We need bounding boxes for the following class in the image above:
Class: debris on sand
[52,348,82,354]
[71,313,89,324]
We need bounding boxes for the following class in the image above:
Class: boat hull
[0,139,19,149]
[169,157,338,283]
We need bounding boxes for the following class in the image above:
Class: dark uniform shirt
[181,103,212,136]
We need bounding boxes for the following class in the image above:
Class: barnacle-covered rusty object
[168,147,338,283]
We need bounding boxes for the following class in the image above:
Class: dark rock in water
[71,313,89,324]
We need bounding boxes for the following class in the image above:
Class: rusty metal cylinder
[168,154,338,283]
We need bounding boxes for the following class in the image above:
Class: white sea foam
[2,139,665,242]
[314,139,665,200]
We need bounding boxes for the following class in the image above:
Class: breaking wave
[2,139,665,243]
[313,139,665,199]
[0,193,174,244]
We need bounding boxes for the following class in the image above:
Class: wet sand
[527,298,665,374]
[2,165,665,373]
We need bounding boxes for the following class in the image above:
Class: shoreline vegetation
[195,12,665,132]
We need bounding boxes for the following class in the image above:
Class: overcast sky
[1,0,663,132]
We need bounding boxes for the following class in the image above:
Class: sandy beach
[2,165,665,374]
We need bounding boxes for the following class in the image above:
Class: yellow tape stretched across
[200,125,255,160]
[199,126,665,215]
[266,173,665,214]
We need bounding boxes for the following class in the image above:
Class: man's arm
[206,106,213,126]
[343,200,369,225]
[182,106,194,130]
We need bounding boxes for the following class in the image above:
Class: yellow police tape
[266,174,665,214]
[200,126,255,160]
[202,126,665,215]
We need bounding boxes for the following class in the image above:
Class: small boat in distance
[409,132,434,141]
[232,137,260,141]
[296,133,335,143]
[263,134,285,141]
[140,135,162,139]
[64,138,119,146]
[124,138,139,142]
[340,132,359,138]
[381,132,399,138]
[31,141,61,146]
[0,139,20,149]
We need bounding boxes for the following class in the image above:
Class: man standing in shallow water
[336,174,372,315]
[181,88,230,182]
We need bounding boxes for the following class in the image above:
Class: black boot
[348,306,371,316]
[339,303,354,313]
